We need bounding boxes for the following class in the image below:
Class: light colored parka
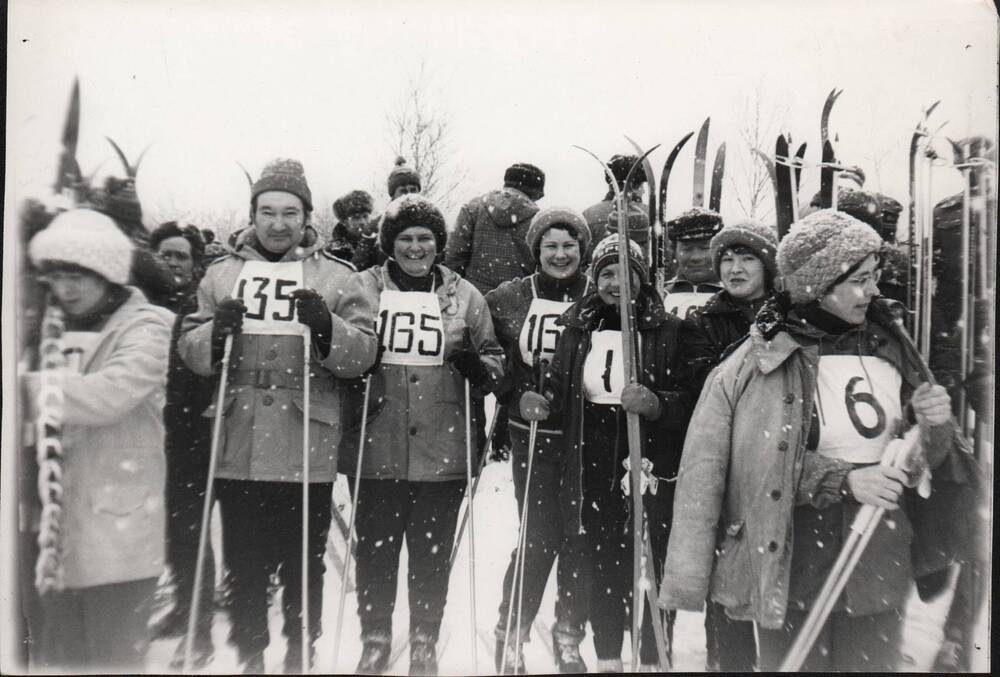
[25,288,172,589]
[178,227,377,483]
[339,263,504,482]
[659,298,956,629]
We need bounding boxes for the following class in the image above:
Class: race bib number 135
[231,261,306,335]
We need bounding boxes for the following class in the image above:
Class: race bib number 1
[377,290,445,366]
[231,261,307,335]
[583,330,625,404]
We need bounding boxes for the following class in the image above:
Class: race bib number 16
[231,261,306,335]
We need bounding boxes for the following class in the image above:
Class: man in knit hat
[662,207,725,319]
[582,153,648,252]
[23,208,172,672]
[444,162,546,295]
[386,156,423,199]
[178,158,378,673]
[327,189,380,271]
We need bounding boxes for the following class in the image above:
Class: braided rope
[34,302,67,594]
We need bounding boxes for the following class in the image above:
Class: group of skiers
[15,134,991,676]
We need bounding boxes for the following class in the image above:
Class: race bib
[809,355,903,463]
[377,290,445,366]
[583,330,625,404]
[664,291,715,319]
[62,331,100,373]
[230,260,306,336]
[518,297,572,365]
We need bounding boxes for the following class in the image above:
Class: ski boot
[168,631,215,671]
[356,632,391,675]
[409,631,438,676]
[150,604,187,640]
[595,657,623,672]
[494,638,526,674]
[553,636,586,673]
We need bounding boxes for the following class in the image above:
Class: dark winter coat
[178,226,378,483]
[444,187,539,295]
[485,273,592,453]
[325,223,382,272]
[659,297,961,629]
[581,196,647,255]
[545,286,699,537]
[338,263,504,482]
[686,291,767,386]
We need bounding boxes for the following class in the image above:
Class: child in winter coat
[521,234,698,671]
[661,210,961,671]
[339,194,504,676]
[23,208,173,672]
[485,206,593,674]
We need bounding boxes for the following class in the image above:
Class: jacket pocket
[201,393,238,464]
[712,518,753,607]
[291,395,341,473]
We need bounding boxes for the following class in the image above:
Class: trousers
[494,425,590,645]
[757,606,904,671]
[215,479,332,667]
[351,477,466,642]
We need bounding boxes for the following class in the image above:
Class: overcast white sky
[5,0,998,234]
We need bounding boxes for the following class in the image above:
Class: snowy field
[146,459,989,674]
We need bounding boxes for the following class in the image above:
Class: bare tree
[385,60,468,214]
[729,83,788,222]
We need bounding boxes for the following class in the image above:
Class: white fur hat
[29,208,134,285]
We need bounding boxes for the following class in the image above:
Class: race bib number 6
[231,261,306,335]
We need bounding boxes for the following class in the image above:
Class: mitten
[620,383,662,420]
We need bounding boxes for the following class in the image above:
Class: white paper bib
[812,355,903,463]
[517,279,577,365]
[230,260,307,336]
[377,289,445,366]
[583,330,625,404]
[62,331,101,373]
[664,291,715,319]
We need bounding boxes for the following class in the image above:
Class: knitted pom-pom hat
[379,194,447,256]
[590,234,649,283]
[251,158,312,211]
[711,219,779,279]
[777,209,883,305]
[387,156,422,197]
[526,206,591,261]
[30,208,135,285]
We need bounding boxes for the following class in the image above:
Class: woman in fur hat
[520,234,699,671]
[660,210,961,671]
[339,194,504,676]
[22,208,173,672]
[484,206,593,674]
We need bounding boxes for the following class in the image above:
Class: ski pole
[463,377,479,672]
[331,375,371,671]
[300,326,311,673]
[501,417,536,675]
[448,404,503,570]
[183,334,232,671]
[779,429,916,671]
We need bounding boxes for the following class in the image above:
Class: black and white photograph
[2,0,995,673]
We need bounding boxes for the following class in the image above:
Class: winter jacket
[581,196,648,254]
[178,227,378,483]
[23,288,173,589]
[545,287,699,536]
[485,273,592,451]
[444,187,539,295]
[339,263,504,482]
[659,296,959,629]
[325,222,382,272]
[686,291,767,386]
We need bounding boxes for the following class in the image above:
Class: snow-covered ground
[147,462,990,674]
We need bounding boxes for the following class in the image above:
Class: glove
[213,297,246,338]
[291,288,333,336]
[620,383,662,420]
[519,391,550,421]
[621,457,658,496]
[447,327,490,388]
